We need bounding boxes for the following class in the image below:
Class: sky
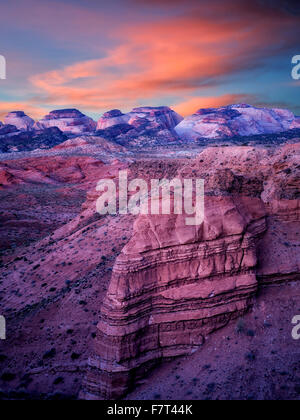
[0,0,299,121]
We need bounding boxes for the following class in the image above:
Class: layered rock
[175,104,300,140]
[97,110,130,130]
[4,111,35,131]
[257,143,300,285]
[128,106,183,131]
[81,143,300,400]
[82,194,266,399]
[95,106,183,147]
[35,109,96,134]
[97,106,183,131]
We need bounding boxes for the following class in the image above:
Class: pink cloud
[173,94,256,116]
[1,0,298,116]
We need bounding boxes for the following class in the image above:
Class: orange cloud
[6,0,300,116]
[173,94,255,116]
[0,103,47,122]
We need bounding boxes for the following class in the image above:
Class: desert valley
[0,104,300,400]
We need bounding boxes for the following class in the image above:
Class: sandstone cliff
[82,144,300,399]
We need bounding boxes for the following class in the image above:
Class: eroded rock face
[0,136,299,399]
[82,194,267,399]
[97,110,130,130]
[35,109,96,134]
[258,144,300,285]
[4,111,35,131]
[97,106,183,131]
[175,104,300,140]
[81,143,300,400]
[96,106,184,147]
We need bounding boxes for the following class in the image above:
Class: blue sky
[0,0,299,120]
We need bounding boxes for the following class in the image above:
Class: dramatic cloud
[0,0,299,118]
[27,2,299,114]
[173,94,256,116]
[0,102,46,121]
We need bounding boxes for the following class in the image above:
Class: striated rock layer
[34,109,96,134]
[82,195,267,399]
[81,143,300,400]
[97,106,183,131]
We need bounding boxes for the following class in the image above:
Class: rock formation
[95,106,184,147]
[35,109,96,134]
[96,110,130,130]
[81,142,300,400]
[1,105,300,154]
[97,106,183,131]
[0,132,299,400]
[4,111,35,131]
[82,173,268,398]
[175,104,300,140]
[257,144,300,285]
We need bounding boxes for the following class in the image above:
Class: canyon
[0,104,299,400]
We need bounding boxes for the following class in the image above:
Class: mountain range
[1,104,300,154]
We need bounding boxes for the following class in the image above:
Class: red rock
[81,143,300,399]
[0,136,299,401]
[82,181,268,398]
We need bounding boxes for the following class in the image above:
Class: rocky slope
[125,281,300,401]
[0,107,300,401]
[95,106,183,147]
[4,112,35,132]
[81,144,300,400]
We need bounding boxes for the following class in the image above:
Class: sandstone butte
[80,143,300,399]
[1,104,299,143]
